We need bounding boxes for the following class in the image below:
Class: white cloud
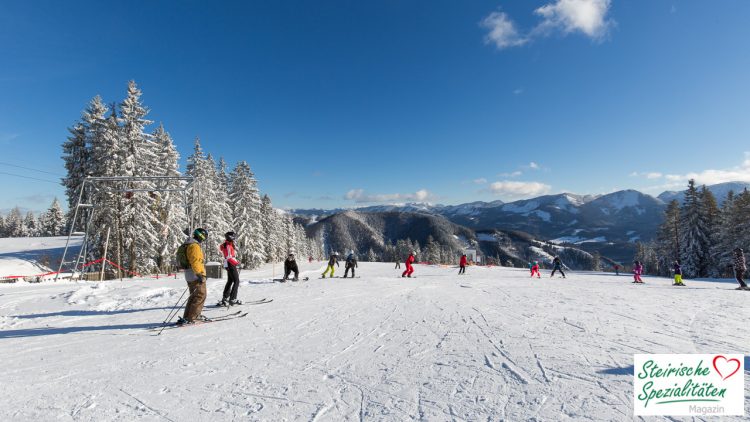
[480,11,528,49]
[640,152,750,192]
[533,0,614,40]
[344,188,435,204]
[528,162,540,170]
[473,178,488,185]
[485,181,552,198]
[497,170,523,178]
[630,172,663,179]
[481,0,614,50]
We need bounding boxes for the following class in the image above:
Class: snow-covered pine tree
[87,104,128,276]
[259,194,279,262]
[5,207,24,237]
[39,198,66,236]
[710,191,736,277]
[0,213,5,237]
[152,123,187,272]
[424,235,440,264]
[119,80,160,274]
[186,140,226,260]
[655,200,680,276]
[61,121,89,228]
[366,247,377,262]
[23,211,38,237]
[228,161,264,268]
[294,223,309,259]
[699,186,720,275]
[728,189,750,254]
[679,180,711,278]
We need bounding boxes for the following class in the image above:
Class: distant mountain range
[292,182,750,263]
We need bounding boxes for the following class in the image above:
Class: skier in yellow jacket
[178,228,208,325]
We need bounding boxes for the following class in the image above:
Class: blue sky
[1,0,749,212]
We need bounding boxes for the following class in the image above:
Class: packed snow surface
[1,262,748,421]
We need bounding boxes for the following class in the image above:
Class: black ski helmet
[193,228,208,242]
[225,231,236,242]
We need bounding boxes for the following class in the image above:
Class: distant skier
[218,231,242,306]
[321,252,339,278]
[395,260,401,269]
[402,251,415,278]
[343,250,358,278]
[458,254,467,275]
[177,228,208,325]
[732,248,748,290]
[530,261,541,278]
[632,260,644,284]
[283,253,299,281]
[550,256,566,278]
[613,264,620,276]
[672,260,685,286]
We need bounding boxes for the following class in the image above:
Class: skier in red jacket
[402,251,416,278]
[530,261,541,278]
[219,231,242,306]
[458,254,467,275]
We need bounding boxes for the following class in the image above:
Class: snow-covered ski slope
[0,236,82,278]
[1,262,748,421]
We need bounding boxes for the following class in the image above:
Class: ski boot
[229,299,242,306]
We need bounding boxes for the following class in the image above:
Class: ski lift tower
[55,175,195,281]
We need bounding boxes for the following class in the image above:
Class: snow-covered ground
[0,261,748,421]
[0,236,82,278]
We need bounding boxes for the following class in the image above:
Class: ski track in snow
[0,262,748,421]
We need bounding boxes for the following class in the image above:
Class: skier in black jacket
[283,253,299,281]
[550,256,566,278]
[733,248,748,290]
[343,251,358,278]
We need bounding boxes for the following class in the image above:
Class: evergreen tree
[710,191,736,277]
[153,123,187,271]
[699,186,720,276]
[228,161,263,268]
[0,213,5,237]
[23,211,38,237]
[366,247,378,262]
[61,121,89,226]
[39,198,66,236]
[119,81,160,274]
[655,200,681,276]
[424,235,440,264]
[679,180,710,278]
[259,194,280,262]
[5,207,24,237]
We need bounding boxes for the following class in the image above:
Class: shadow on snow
[0,323,157,339]
[10,307,173,319]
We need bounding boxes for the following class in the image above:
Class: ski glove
[196,274,205,284]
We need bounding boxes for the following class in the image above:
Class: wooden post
[100,227,110,282]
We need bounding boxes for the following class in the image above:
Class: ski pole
[162,287,188,324]
[157,293,189,336]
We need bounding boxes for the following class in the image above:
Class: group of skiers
[320,251,358,278]
[630,248,747,290]
[528,256,567,279]
[172,227,749,325]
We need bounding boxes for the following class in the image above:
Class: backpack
[176,244,190,269]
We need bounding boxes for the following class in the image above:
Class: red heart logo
[712,355,741,381]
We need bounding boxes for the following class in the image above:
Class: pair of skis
[208,297,274,309]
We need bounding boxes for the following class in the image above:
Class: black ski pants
[222,265,240,301]
[736,269,747,288]
[458,265,466,274]
[284,268,299,280]
[551,267,565,277]
[344,265,355,278]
